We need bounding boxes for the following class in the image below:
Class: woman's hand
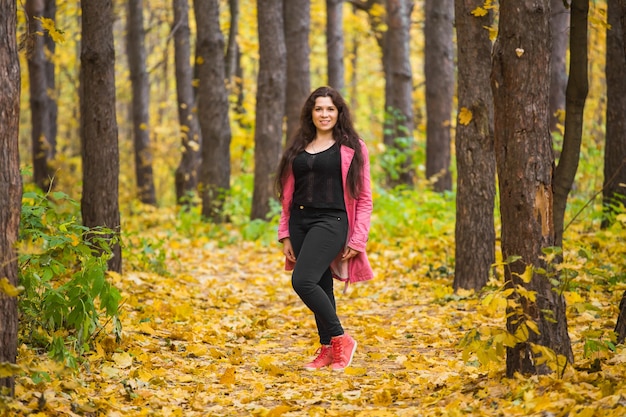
[342,246,360,261]
[282,238,296,262]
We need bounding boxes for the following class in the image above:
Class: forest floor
[5,224,626,416]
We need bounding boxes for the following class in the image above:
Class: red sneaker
[303,345,333,370]
[330,333,357,371]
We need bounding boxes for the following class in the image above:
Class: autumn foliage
[3,0,626,416]
[0,184,625,415]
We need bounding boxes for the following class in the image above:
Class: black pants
[289,206,348,345]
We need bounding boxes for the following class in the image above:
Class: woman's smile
[312,96,338,132]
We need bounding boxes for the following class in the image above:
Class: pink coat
[278,140,374,288]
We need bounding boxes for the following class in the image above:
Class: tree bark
[251,0,286,220]
[453,0,496,292]
[553,0,589,248]
[284,0,311,144]
[173,0,201,203]
[0,0,22,395]
[81,0,122,273]
[425,0,454,192]
[127,0,157,205]
[492,0,573,376]
[26,0,54,191]
[549,0,569,133]
[349,0,417,187]
[44,0,57,162]
[603,0,626,227]
[225,0,239,86]
[194,0,232,222]
[611,0,626,345]
[384,0,415,187]
[327,0,344,91]
[616,291,626,344]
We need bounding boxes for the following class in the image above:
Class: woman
[276,86,374,372]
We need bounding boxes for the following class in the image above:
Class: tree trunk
[26,0,54,191]
[553,0,589,248]
[611,0,626,345]
[173,0,201,204]
[251,0,286,220]
[194,0,232,222]
[384,0,415,186]
[616,291,626,344]
[127,0,157,205]
[349,0,416,188]
[549,0,569,133]
[603,0,626,227]
[284,0,311,144]
[327,0,344,91]
[44,0,57,160]
[425,0,454,192]
[0,0,22,395]
[225,0,239,86]
[81,0,122,273]
[453,0,496,292]
[492,0,573,376]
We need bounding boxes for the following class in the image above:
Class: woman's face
[311,96,338,134]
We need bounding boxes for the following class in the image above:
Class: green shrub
[19,190,121,368]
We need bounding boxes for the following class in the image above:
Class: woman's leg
[314,268,335,344]
[289,208,347,341]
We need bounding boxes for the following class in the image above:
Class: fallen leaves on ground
[4,227,626,417]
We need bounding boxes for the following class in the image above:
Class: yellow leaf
[344,367,367,376]
[267,405,291,417]
[136,322,155,335]
[219,366,236,385]
[0,362,22,378]
[514,324,529,342]
[484,25,498,41]
[526,320,540,335]
[112,352,133,369]
[0,277,24,297]
[458,107,473,125]
[35,16,66,43]
[188,140,200,152]
[520,265,534,283]
[471,6,488,17]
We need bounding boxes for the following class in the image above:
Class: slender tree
[453,0,496,291]
[0,0,22,395]
[26,0,54,190]
[173,0,201,203]
[492,0,573,376]
[549,0,569,133]
[284,0,311,143]
[327,0,344,91]
[225,0,240,86]
[81,0,122,273]
[425,0,454,192]
[553,0,589,248]
[384,0,415,186]
[195,0,232,222]
[251,0,286,220]
[348,0,416,187]
[127,0,157,205]
[44,0,57,156]
[604,0,626,226]
[228,0,246,121]
[610,0,626,344]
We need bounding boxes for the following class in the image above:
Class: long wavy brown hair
[275,86,364,200]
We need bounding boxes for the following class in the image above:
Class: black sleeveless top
[292,143,345,210]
